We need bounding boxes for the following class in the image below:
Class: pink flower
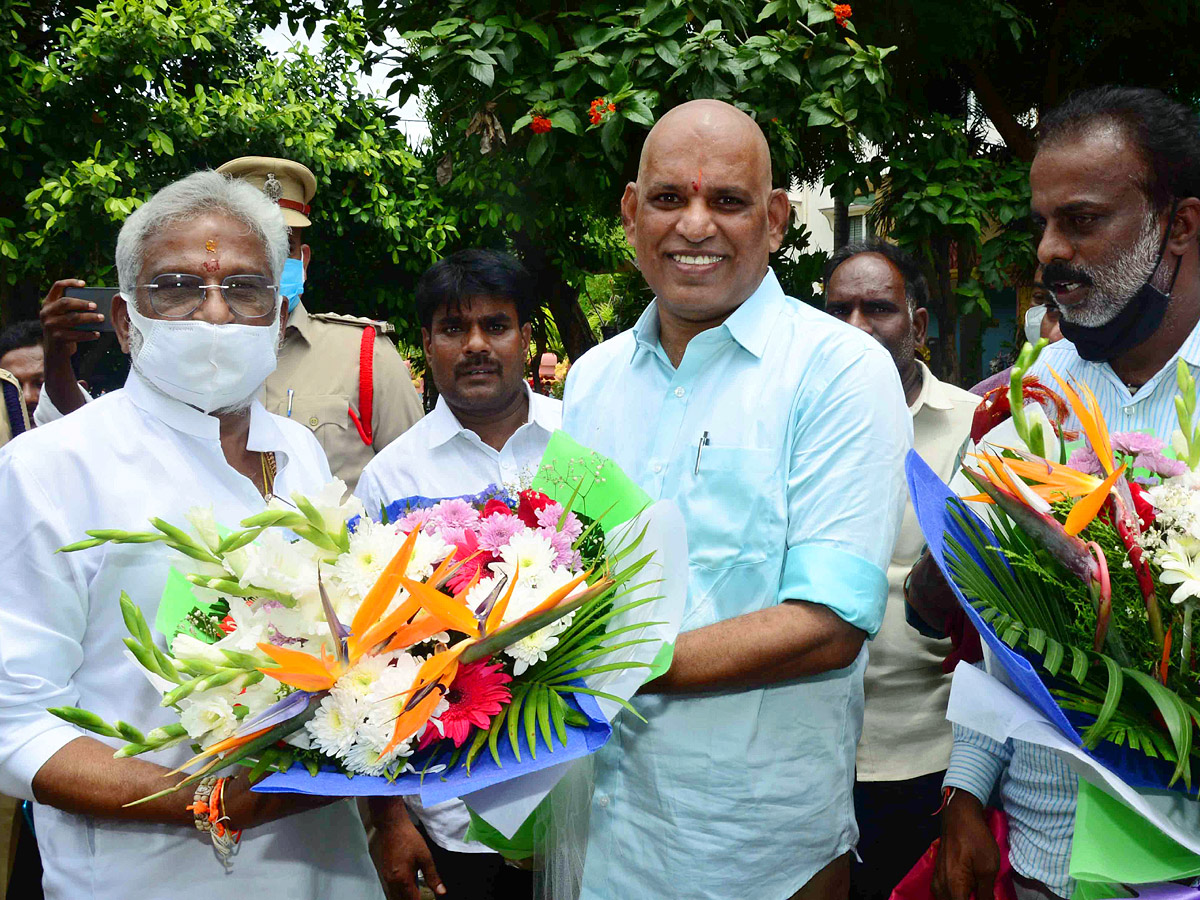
[1132,452,1189,478]
[479,513,524,553]
[396,507,434,532]
[417,661,512,749]
[1112,432,1166,456]
[1066,446,1104,476]
[429,498,480,531]
[543,527,579,568]
[446,530,499,594]
[559,511,583,542]
[535,502,564,531]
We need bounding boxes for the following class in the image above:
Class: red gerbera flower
[418,661,512,749]
[446,529,499,594]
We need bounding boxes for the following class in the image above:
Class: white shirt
[857,362,977,781]
[355,384,561,853]
[0,370,382,900]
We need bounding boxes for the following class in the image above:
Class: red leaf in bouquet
[483,498,514,519]
[417,660,512,749]
[517,489,554,528]
[1128,481,1157,528]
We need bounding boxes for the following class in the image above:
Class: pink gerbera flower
[418,661,512,749]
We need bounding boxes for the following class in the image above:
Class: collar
[285,299,314,346]
[909,360,956,416]
[126,367,290,458]
[631,268,785,363]
[425,382,552,449]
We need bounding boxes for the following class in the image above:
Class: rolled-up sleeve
[944,722,1012,804]
[0,452,88,799]
[778,342,912,636]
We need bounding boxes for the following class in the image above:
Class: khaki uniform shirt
[263,301,423,492]
[0,369,29,449]
[857,360,979,781]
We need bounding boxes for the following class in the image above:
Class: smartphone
[64,286,118,333]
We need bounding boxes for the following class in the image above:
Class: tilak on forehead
[203,236,220,273]
[692,168,702,193]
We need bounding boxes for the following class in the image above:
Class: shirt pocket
[290,394,350,450]
[684,446,782,571]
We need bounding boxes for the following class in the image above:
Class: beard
[1048,209,1169,328]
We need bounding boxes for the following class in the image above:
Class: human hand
[933,790,1000,900]
[370,798,445,900]
[40,279,105,359]
[907,552,960,632]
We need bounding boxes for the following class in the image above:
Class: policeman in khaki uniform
[217,157,424,491]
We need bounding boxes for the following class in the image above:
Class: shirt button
[652,463,663,474]
[308,416,319,427]
[673,386,685,398]
[1123,406,1134,415]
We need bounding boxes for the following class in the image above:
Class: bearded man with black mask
[916,86,1200,900]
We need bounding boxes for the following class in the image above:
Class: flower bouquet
[48,433,686,838]
[910,341,1200,897]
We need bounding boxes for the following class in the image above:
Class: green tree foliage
[364,0,896,359]
[0,0,457,330]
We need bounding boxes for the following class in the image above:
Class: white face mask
[123,293,281,414]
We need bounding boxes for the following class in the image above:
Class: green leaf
[524,684,540,759]
[467,61,494,86]
[1080,655,1122,749]
[808,6,835,24]
[536,686,554,751]
[487,704,508,767]
[507,686,526,762]
[520,22,550,51]
[600,114,624,156]
[464,727,489,774]
[622,99,655,128]
[639,0,669,27]
[526,132,549,166]
[548,109,581,135]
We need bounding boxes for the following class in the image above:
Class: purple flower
[438,525,468,547]
[1067,446,1104,476]
[560,511,583,542]
[535,502,564,531]
[1112,432,1167,456]
[546,528,578,568]
[478,513,524,553]
[1132,452,1190,478]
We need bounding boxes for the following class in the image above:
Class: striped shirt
[945,323,1200,899]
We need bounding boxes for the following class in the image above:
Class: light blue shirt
[946,323,1200,899]
[563,269,912,899]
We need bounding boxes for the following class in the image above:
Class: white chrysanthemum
[344,718,415,775]
[239,529,320,604]
[332,654,391,700]
[504,622,570,675]
[497,530,556,582]
[405,530,454,581]
[330,521,409,603]
[503,568,576,622]
[306,692,366,760]
[180,694,239,743]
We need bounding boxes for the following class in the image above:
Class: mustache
[1041,261,1093,287]
[455,356,502,376]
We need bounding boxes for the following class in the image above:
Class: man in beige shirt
[217,157,424,491]
[824,240,979,900]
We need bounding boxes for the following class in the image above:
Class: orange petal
[485,564,520,634]
[351,526,420,639]
[257,642,341,692]
[382,613,449,653]
[351,595,421,660]
[382,665,457,755]
[398,576,480,637]
[519,569,592,620]
[1065,462,1127,536]
[1046,366,1114,474]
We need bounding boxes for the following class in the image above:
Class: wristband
[187,775,242,868]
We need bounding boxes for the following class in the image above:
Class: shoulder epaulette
[309,312,396,336]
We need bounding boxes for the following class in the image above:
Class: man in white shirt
[357,249,558,900]
[0,171,386,900]
[823,241,979,900]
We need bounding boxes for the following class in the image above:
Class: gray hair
[115,170,288,300]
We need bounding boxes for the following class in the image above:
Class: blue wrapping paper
[906,449,1189,794]
[252,689,611,801]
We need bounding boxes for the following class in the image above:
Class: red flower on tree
[417,661,512,749]
[588,97,616,125]
[834,3,852,26]
[530,115,553,134]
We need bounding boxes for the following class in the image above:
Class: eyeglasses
[139,273,278,319]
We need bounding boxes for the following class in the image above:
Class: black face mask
[1057,203,1180,362]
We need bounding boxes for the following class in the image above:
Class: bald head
[620,99,790,341]
[638,100,773,193]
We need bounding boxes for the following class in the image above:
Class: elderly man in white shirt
[356,249,558,900]
[0,171,385,900]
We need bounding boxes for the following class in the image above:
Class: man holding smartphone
[32,278,111,424]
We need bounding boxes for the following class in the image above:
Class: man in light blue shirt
[563,99,911,899]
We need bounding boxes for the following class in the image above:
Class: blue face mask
[279,256,305,314]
